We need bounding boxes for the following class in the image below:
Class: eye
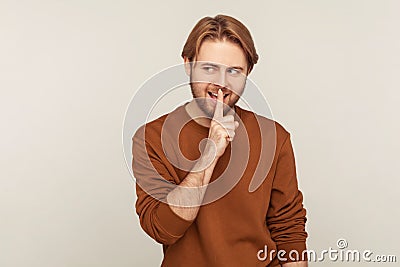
[202,66,216,73]
[227,68,240,75]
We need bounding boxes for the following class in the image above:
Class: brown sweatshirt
[132,103,308,266]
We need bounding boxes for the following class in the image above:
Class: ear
[183,56,191,76]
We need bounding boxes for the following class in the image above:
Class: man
[132,14,308,266]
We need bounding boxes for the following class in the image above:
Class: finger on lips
[213,89,224,120]
[212,88,239,142]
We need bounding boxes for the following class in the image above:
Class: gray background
[1,0,399,266]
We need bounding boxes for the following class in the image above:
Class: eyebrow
[200,62,244,70]
[229,66,244,70]
[200,62,219,68]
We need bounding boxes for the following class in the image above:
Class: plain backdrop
[1,0,399,266]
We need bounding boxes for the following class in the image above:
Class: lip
[207,91,230,101]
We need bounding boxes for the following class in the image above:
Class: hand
[207,89,239,158]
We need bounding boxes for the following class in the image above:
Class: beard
[189,82,242,118]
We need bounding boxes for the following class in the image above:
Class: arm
[132,127,208,245]
[133,90,238,244]
[266,132,308,265]
[166,145,219,221]
[168,89,237,220]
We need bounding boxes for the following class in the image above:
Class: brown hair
[181,14,259,74]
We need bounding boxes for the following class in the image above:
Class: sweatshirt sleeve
[132,126,194,245]
[266,132,308,264]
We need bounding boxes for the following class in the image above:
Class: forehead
[196,39,247,69]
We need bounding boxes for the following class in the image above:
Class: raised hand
[207,89,239,158]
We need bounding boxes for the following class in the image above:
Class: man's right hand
[207,89,239,158]
[165,89,239,219]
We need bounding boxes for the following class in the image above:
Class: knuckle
[225,115,234,121]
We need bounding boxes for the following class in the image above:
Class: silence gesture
[208,89,239,158]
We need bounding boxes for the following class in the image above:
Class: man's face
[186,39,248,117]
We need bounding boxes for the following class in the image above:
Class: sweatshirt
[132,103,308,266]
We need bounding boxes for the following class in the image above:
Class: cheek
[192,82,209,91]
[228,92,241,104]
[231,90,241,98]
[231,86,244,96]
[228,77,246,95]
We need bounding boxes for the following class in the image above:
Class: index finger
[213,89,224,120]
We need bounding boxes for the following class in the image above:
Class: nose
[216,69,228,88]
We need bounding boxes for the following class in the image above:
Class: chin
[195,97,237,118]
[194,98,215,118]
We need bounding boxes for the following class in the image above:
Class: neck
[184,100,236,128]
[185,101,212,128]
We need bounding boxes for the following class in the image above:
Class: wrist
[193,143,219,171]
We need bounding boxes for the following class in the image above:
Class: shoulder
[132,112,168,145]
[132,104,187,144]
[235,105,290,140]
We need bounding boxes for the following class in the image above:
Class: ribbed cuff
[156,202,194,238]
